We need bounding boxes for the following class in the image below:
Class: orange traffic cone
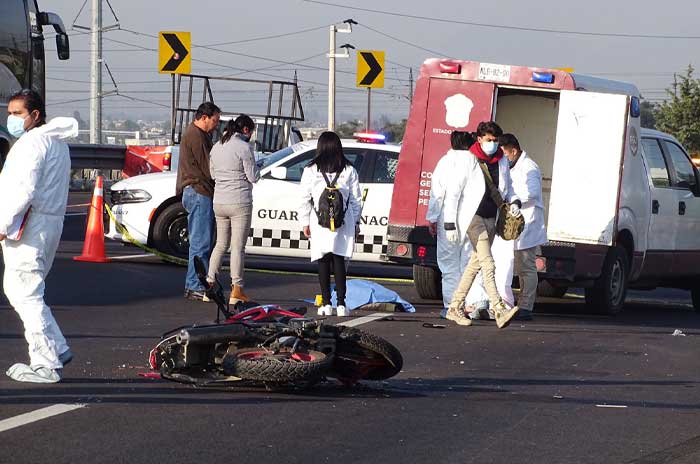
[74,176,110,263]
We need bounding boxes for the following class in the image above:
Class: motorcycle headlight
[111,189,152,205]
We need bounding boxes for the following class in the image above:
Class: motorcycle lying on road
[146,257,403,387]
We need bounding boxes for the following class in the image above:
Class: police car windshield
[260,146,295,169]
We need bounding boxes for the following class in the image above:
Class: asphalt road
[1,196,700,463]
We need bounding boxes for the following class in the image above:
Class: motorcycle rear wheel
[333,327,403,381]
[223,347,331,384]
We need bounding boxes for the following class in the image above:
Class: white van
[387,59,700,314]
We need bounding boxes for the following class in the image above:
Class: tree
[640,100,656,129]
[654,66,700,153]
[379,117,407,143]
[123,119,140,132]
[336,119,363,138]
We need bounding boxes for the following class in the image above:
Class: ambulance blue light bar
[354,132,386,143]
[532,72,555,84]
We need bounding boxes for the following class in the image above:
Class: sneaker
[184,289,207,301]
[336,305,349,317]
[445,307,473,326]
[515,310,533,321]
[58,350,74,366]
[493,302,519,329]
[317,304,334,316]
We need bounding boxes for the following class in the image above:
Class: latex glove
[509,203,522,218]
[445,229,459,243]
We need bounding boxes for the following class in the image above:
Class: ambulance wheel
[537,280,568,299]
[152,203,189,259]
[584,245,628,315]
[413,265,442,300]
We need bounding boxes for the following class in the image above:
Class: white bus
[0,0,70,164]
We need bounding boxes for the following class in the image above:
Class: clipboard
[7,207,31,241]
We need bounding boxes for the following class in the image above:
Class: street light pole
[327,24,336,132]
[327,20,354,131]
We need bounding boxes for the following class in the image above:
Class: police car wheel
[412,265,442,300]
[152,203,189,259]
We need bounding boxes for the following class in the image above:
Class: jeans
[449,216,503,311]
[182,186,214,291]
[208,203,253,287]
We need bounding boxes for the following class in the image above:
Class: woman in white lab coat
[298,131,362,317]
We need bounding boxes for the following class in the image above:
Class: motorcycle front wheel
[333,327,403,381]
[223,347,331,384]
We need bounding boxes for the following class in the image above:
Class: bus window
[0,0,30,94]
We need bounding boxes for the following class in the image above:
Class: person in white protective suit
[443,121,522,328]
[497,133,548,321]
[0,89,78,383]
[427,131,489,317]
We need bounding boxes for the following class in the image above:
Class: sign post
[356,50,384,132]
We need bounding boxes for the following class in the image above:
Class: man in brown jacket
[176,101,221,300]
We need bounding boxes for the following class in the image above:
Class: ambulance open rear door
[547,90,630,245]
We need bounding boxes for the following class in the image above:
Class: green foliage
[336,119,363,138]
[379,117,407,143]
[654,66,700,153]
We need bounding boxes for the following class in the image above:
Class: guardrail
[69,143,126,169]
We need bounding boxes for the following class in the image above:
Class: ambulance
[387,58,700,314]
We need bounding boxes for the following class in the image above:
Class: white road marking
[595,404,628,409]
[109,253,156,260]
[0,404,86,433]
[337,312,389,327]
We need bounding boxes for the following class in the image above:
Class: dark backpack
[315,171,348,231]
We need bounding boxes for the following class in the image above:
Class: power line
[304,0,700,40]
[357,23,449,57]
[203,24,329,46]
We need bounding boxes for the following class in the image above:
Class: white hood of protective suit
[32,117,79,140]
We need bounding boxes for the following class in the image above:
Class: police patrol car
[105,134,400,262]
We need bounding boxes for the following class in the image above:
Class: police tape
[103,203,413,284]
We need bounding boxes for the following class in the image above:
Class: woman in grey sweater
[206,114,259,305]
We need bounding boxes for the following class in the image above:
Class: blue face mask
[7,115,27,138]
[481,140,499,155]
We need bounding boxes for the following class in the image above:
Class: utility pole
[90,0,102,145]
[327,20,354,131]
[409,67,414,104]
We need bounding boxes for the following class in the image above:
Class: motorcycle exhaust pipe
[177,324,247,346]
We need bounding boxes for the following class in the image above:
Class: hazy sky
[42,0,699,124]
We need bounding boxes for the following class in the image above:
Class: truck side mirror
[270,166,287,180]
[56,33,70,60]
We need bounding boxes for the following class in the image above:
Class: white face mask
[7,114,27,138]
[481,140,499,155]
